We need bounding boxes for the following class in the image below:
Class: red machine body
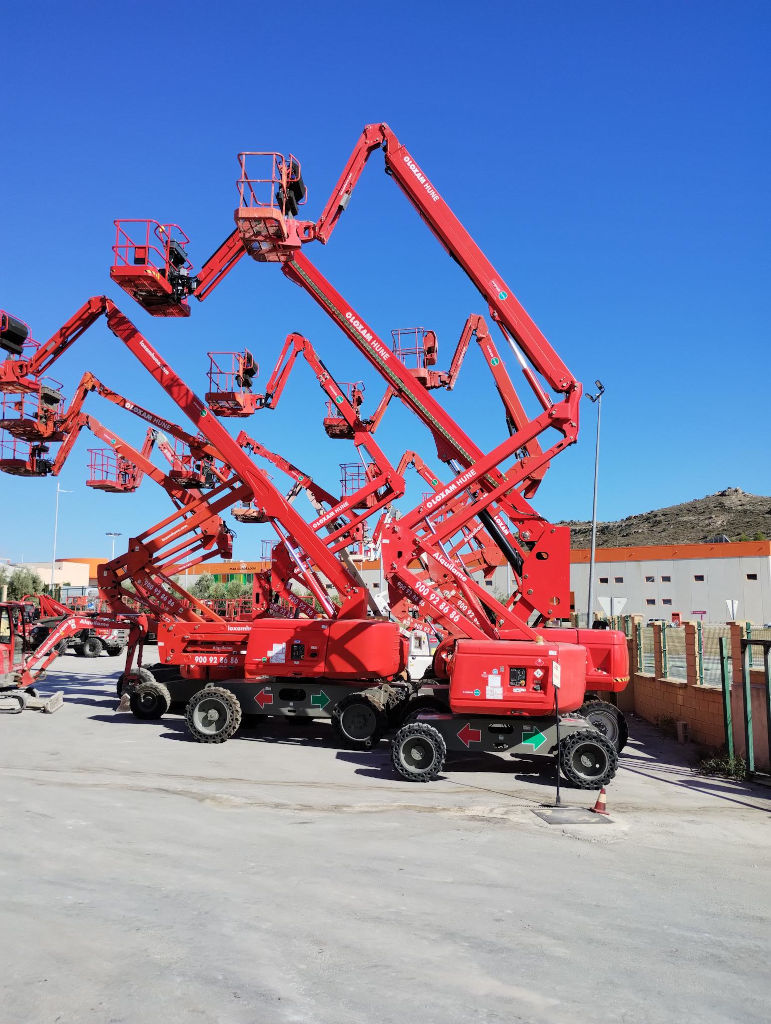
[542,627,630,693]
[448,639,587,716]
[156,614,405,683]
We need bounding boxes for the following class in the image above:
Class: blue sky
[1,1,768,565]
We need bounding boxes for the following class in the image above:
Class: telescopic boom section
[280,253,576,621]
[101,303,369,619]
[0,297,109,388]
[312,123,576,396]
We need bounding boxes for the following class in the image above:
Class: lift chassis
[391,713,618,788]
[130,670,415,749]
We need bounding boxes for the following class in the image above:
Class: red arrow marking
[254,689,273,708]
[458,723,482,748]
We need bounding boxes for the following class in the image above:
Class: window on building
[694,574,705,582]
[747,573,758,581]
[372,582,380,589]
[485,580,494,587]
[599,577,608,584]
[662,598,672,606]
[645,575,654,583]
[661,575,671,583]
[646,599,656,606]
[614,576,623,584]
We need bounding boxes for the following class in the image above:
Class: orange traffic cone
[590,787,609,815]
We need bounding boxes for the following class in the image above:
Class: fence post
[635,622,643,672]
[661,623,669,678]
[764,644,771,772]
[696,621,704,686]
[653,624,663,679]
[719,637,734,758]
[741,641,755,775]
[746,622,753,667]
[729,622,745,693]
[684,622,698,686]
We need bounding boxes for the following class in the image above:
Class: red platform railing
[87,449,138,491]
[390,327,438,369]
[236,153,307,216]
[206,351,258,394]
[339,462,367,495]
[324,381,364,418]
[112,220,192,276]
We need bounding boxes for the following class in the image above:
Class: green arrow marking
[522,726,547,750]
[490,357,500,366]
[311,691,330,709]
[335,395,343,404]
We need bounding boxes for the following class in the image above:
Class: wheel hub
[195,698,228,733]
[571,742,607,779]
[402,737,433,770]
[342,703,377,741]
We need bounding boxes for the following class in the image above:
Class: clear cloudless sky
[0,0,768,566]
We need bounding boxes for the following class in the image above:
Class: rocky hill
[562,489,771,549]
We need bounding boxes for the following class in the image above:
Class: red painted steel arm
[311,124,576,395]
[237,431,339,509]
[9,297,108,383]
[314,124,386,243]
[193,229,247,301]
[16,613,146,688]
[281,254,551,555]
[102,302,369,618]
[63,371,221,464]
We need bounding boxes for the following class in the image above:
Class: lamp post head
[587,380,605,403]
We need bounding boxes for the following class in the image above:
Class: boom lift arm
[1,297,373,620]
[311,124,574,394]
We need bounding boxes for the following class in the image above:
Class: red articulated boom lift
[106,125,629,783]
[0,299,419,742]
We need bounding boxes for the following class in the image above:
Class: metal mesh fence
[662,624,687,680]
[638,626,655,674]
[700,625,731,687]
[747,626,771,670]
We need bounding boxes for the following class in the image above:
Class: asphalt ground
[2,651,769,1024]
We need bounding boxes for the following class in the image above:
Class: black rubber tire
[580,699,629,753]
[391,722,447,782]
[330,693,387,750]
[559,729,618,789]
[81,636,103,658]
[397,694,451,727]
[185,686,242,743]
[129,680,171,720]
[117,665,155,697]
[105,645,125,657]
[57,640,69,654]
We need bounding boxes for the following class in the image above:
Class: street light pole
[586,380,605,628]
[51,483,72,590]
[106,531,122,560]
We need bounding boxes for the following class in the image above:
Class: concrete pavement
[1,653,769,1023]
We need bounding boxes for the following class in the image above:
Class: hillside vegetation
[562,489,771,549]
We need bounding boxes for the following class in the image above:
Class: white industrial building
[160,541,771,628]
[570,540,771,625]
